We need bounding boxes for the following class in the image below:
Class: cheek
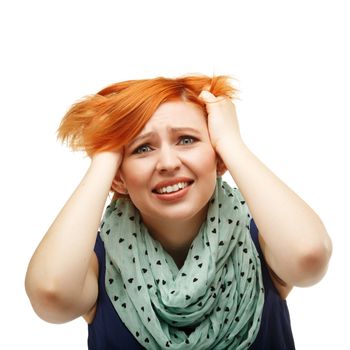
[204,150,218,170]
[189,146,217,173]
[119,162,141,187]
[120,159,154,190]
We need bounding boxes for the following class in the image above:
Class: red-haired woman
[25,75,332,349]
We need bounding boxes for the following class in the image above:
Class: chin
[160,202,209,222]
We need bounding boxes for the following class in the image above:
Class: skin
[113,101,224,266]
[25,91,332,326]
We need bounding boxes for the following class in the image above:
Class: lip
[152,182,193,202]
[152,177,194,192]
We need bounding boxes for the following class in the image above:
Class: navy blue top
[88,219,295,349]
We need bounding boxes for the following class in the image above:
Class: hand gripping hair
[56,74,238,157]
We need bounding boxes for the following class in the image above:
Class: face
[117,100,220,229]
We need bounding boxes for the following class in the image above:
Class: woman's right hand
[91,148,123,164]
[90,148,124,193]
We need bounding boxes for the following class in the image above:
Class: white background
[1,0,348,349]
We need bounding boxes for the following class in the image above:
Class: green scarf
[100,178,264,349]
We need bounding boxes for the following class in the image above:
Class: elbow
[294,234,333,287]
[25,277,79,324]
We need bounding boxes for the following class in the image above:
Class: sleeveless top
[88,218,296,349]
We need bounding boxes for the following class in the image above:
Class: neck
[141,205,208,269]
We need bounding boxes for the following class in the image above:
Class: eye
[178,136,197,145]
[133,144,152,154]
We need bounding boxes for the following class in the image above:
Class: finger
[199,91,228,105]
[198,90,217,103]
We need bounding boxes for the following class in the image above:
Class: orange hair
[56,74,238,157]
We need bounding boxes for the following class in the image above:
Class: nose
[156,145,181,173]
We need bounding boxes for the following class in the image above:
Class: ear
[216,156,227,177]
[111,173,128,195]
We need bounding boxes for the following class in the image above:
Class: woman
[25,75,332,349]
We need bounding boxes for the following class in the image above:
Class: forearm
[25,152,120,300]
[218,139,332,285]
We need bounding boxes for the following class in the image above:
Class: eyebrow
[127,127,201,148]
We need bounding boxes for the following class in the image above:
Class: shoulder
[258,233,293,299]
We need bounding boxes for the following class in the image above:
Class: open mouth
[152,181,194,195]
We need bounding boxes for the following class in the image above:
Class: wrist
[215,137,246,158]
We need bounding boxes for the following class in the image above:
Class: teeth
[156,182,189,194]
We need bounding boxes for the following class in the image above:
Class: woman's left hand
[199,90,243,154]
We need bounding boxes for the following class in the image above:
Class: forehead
[145,100,206,128]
